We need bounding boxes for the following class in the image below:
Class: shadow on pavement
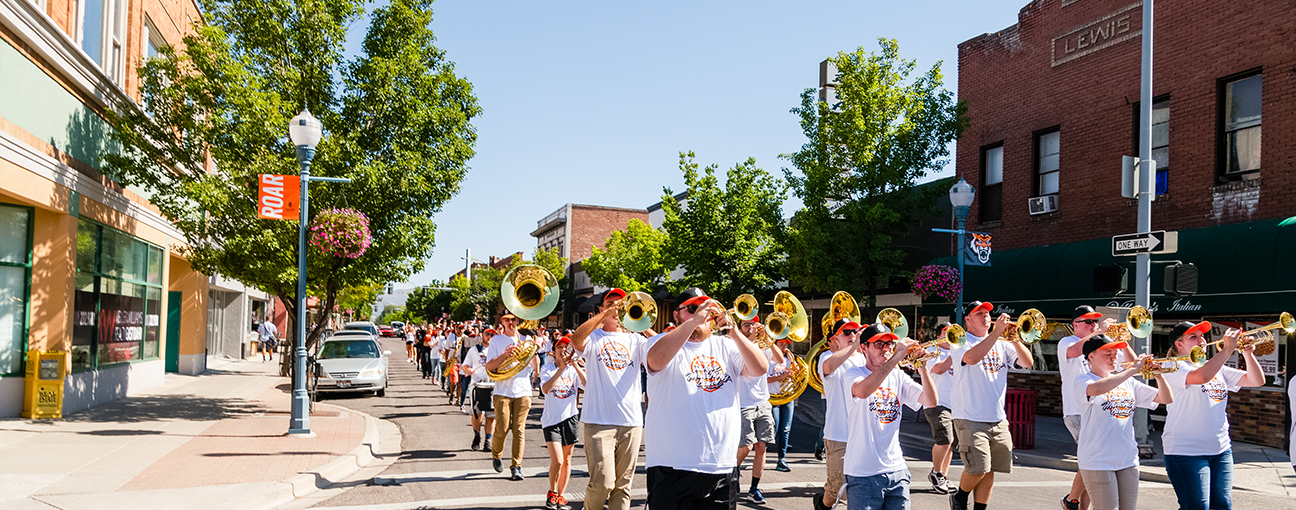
[60,394,266,423]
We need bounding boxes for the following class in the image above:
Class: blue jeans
[771,401,796,461]
[845,470,910,510]
[1164,449,1233,510]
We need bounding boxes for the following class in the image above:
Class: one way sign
[1112,230,1178,256]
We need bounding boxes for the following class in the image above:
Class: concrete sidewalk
[898,409,1296,499]
[0,357,393,510]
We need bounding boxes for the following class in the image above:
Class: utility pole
[462,248,472,283]
[1134,0,1155,450]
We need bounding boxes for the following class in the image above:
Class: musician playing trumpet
[1161,321,1265,510]
[734,319,786,503]
[1075,334,1172,510]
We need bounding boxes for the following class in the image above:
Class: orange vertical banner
[257,174,301,220]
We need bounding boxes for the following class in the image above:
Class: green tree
[448,271,498,322]
[101,0,480,350]
[782,39,967,306]
[660,152,787,303]
[405,282,453,322]
[583,219,671,293]
[377,305,407,325]
[336,283,382,321]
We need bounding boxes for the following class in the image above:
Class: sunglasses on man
[1076,319,1099,325]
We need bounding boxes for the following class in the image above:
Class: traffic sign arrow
[1112,231,1177,256]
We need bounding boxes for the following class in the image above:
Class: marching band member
[925,322,956,495]
[948,301,1034,510]
[1161,321,1264,510]
[569,288,647,510]
[644,288,768,509]
[815,317,866,510]
[843,323,936,509]
[735,319,784,504]
[769,337,796,473]
[1059,306,1105,510]
[540,336,586,510]
[463,328,495,451]
[484,313,540,481]
[1075,334,1172,510]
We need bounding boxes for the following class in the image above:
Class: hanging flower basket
[309,208,371,259]
[911,264,961,301]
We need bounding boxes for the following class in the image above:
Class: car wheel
[376,381,386,397]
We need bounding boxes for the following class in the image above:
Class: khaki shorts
[740,401,776,447]
[924,406,956,446]
[953,418,1013,475]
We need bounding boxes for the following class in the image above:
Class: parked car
[378,325,394,337]
[314,337,390,397]
[343,321,380,337]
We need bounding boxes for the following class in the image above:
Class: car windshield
[318,340,380,359]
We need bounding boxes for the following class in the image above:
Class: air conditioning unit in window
[1028,195,1058,215]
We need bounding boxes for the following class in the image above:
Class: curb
[897,431,1173,484]
[248,404,388,510]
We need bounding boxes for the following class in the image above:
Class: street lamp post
[933,178,976,325]
[287,109,350,436]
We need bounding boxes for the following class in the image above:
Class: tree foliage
[782,39,967,306]
[583,219,671,293]
[101,0,479,348]
[335,282,382,321]
[404,281,453,323]
[661,152,787,303]
[446,247,569,323]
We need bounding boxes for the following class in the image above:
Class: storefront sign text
[1051,3,1142,67]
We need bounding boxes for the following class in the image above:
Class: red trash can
[1004,389,1037,450]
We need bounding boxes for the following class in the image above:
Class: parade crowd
[392,287,1291,510]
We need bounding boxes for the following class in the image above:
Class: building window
[72,219,163,370]
[1133,97,1170,194]
[980,144,1003,222]
[1222,74,1262,177]
[77,0,126,83]
[1035,129,1060,196]
[0,204,33,375]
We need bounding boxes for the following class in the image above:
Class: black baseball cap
[1082,334,1128,358]
[1072,305,1103,321]
[860,323,899,343]
[963,301,993,317]
[830,318,863,337]
[677,287,709,308]
[1169,321,1211,341]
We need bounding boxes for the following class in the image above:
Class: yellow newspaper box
[22,350,66,419]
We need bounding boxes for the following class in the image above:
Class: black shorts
[646,466,737,510]
[472,386,495,415]
[542,414,580,446]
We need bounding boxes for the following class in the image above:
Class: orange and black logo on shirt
[1100,386,1135,419]
[869,387,901,424]
[551,376,577,399]
[685,356,731,393]
[599,341,632,371]
[980,349,1004,374]
[1201,377,1228,402]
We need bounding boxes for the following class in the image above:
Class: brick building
[531,203,649,327]
[944,0,1295,447]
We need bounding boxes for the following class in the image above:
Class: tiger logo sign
[968,233,993,266]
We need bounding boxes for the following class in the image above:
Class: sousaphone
[806,291,860,394]
[488,264,559,381]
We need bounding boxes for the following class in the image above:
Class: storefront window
[72,219,162,370]
[0,204,32,375]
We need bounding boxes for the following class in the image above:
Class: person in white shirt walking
[843,323,937,509]
[484,313,540,481]
[644,287,769,510]
[924,322,957,495]
[568,288,648,510]
[1161,321,1264,510]
[1075,334,1172,510]
[1059,305,1119,510]
[815,317,867,510]
[540,336,586,510]
[257,317,278,362]
[948,301,1034,510]
[463,328,496,451]
[734,318,784,504]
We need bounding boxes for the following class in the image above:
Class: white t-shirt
[464,344,492,386]
[1161,361,1246,456]
[441,333,457,353]
[644,333,750,474]
[927,348,955,409]
[820,350,866,442]
[540,361,583,427]
[844,366,924,477]
[580,328,647,427]
[740,348,776,408]
[950,332,1019,422]
[486,333,535,398]
[1074,372,1160,471]
[1057,335,1091,416]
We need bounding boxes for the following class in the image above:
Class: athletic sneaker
[749,488,767,504]
[928,470,952,494]
[545,491,559,510]
[775,461,791,472]
[510,466,524,481]
[492,458,502,473]
[1061,496,1080,510]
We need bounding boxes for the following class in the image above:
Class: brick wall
[1009,372,1065,417]
[957,0,1296,251]
[568,205,650,262]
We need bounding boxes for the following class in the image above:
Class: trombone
[617,291,658,333]
[1206,312,1293,357]
[1117,345,1207,378]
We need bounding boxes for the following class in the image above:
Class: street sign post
[1112,230,1177,256]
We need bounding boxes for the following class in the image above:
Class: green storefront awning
[924,218,1296,320]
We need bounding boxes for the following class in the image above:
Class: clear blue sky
[343,0,1029,288]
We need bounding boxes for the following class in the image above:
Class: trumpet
[897,332,965,370]
[1106,306,1154,343]
[1206,312,1293,357]
[1117,345,1207,378]
[989,309,1046,344]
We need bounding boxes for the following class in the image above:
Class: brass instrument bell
[876,308,909,340]
[766,291,808,342]
[617,291,658,333]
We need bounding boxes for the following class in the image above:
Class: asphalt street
[289,337,1296,510]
